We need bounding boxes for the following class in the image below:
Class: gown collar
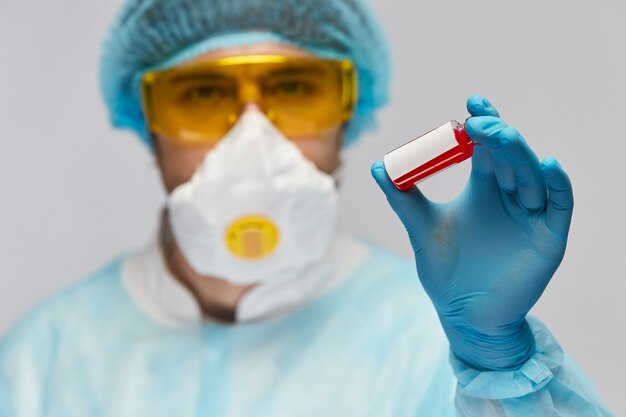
[121,233,369,326]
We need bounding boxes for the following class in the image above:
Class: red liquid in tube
[383,121,474,191]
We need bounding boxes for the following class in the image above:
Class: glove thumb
[371,161,433,251]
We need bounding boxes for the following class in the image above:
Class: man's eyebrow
[167,65,325,84]
[170,72,232,84]
[265,66,324,77]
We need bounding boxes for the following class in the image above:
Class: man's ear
[337,123,347,151]
[151,133,162,165]
[150,133,172,195]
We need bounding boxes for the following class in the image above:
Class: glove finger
[465,116,506,148]
[490,145,517,193]
[470,139,495,175]
[371,161,433,250]
[466,118,547,212]
[541,157,574,240]
[504,128,547,212]
[467,96,500,175]
[466,94,501,117]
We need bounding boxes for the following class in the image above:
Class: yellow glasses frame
[141,54,358,145]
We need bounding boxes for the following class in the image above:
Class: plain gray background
[1,0,624,414]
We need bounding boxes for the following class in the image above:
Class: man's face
[151,42,345,194]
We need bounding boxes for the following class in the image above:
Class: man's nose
[243,103,262,113]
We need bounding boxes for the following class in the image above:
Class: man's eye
[280,81,305,93]
[273,81,313,97]
[182,85,228,102]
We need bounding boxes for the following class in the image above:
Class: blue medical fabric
[0,243,613,416]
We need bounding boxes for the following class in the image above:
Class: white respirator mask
[167,110,339,285]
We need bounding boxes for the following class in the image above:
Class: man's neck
[159,210,255,323]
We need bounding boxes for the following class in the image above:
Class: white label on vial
[384,122,458,181]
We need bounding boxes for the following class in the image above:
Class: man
[0,0,613,416]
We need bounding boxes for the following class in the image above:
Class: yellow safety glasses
[141,55,358,145]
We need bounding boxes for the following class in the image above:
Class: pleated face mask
[167,110,339,285]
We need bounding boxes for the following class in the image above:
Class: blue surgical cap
[99,0,391,149]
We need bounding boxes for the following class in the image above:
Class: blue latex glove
[371,95,574,371]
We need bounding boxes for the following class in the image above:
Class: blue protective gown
[0,237,612,416]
